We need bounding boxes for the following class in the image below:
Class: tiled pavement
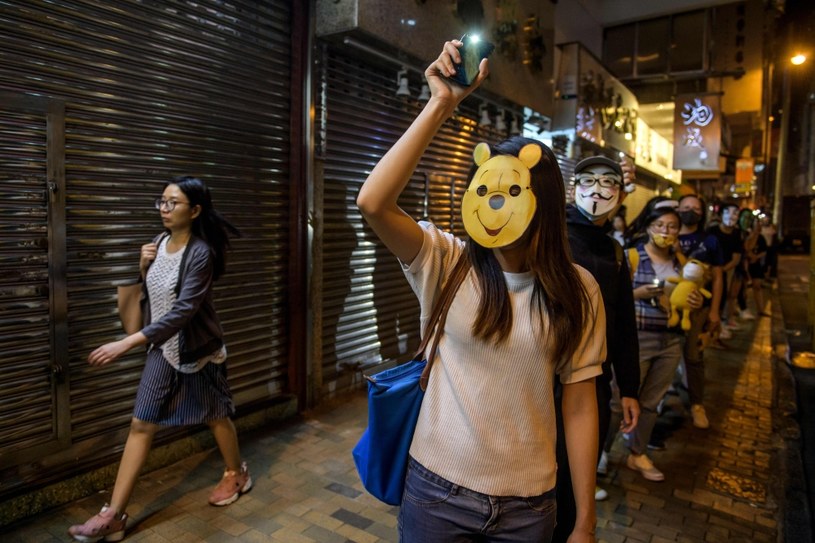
[3,286,792,542]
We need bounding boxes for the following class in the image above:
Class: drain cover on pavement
[706,467,766,504]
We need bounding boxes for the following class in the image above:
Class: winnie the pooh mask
[461,142,540,248]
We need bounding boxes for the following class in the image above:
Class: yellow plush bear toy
[666,259,711,331]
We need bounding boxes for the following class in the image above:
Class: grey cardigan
[139,233,225,366]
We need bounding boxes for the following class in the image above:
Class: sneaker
[691,404,710,429]
[724,321,741,331]
[597,451,609,475]
[68,505,127,542]
[656,397,666,415]
[719,327,733,340]
[594,486,608,501]
[740,309,756,321]
[209,461,252,506]
[626,453,665,482]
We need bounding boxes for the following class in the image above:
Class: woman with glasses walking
[69,176,248,542]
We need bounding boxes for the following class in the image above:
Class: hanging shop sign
[673,93,722,171]
[734,157,755,193]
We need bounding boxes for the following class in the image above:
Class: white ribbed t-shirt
[146,237,227,373]
[403,222,606,497]
[147,238,185,369]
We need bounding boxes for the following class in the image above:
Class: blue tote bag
[353,256,469,505]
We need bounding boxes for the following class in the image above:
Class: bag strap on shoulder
[626,247,639,281]
[417,252,470,391]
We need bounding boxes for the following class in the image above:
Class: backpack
[626,246,686,281]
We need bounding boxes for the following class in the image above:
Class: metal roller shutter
[317,44,522,396]
[0,0,293,475]
[0,94,68,467]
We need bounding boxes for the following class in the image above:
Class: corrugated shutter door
[0,1,292,446]
[0,107,57,456]
[318,44,518,395]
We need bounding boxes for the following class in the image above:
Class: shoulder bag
[117,282,143,335]
[352,254,470,505]
[117,232,167,335]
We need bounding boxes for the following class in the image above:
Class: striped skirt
[133,348,235,426]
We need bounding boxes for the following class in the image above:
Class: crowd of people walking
[64,40,777,543]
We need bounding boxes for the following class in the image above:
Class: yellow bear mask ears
[461,142,541,248]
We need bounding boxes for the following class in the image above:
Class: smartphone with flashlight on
[451,33,495,86]
[652,278,665,289]
[649,278,665,307]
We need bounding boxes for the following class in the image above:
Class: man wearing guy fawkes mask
[706,204,743,340]
[553,156,641,543]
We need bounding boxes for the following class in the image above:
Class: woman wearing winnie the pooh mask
[604,203,703,483]
[357,41,606,543]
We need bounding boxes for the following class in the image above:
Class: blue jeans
[399,458,557,543]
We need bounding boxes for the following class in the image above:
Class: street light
[771,53,807,237]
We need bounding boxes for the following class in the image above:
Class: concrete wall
[316,0,556,115]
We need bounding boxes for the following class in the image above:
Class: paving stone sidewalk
[3,295,787,542]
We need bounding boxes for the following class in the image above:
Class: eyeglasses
[155,198,190,211]
[574,173,623,188]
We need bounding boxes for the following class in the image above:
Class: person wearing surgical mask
[553,156,641,542]
[676,195,724,431]
[705,204,743,340]
[604,206,702,483]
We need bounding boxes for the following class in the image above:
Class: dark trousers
[551,373,609,543]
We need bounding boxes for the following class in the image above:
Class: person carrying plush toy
[604,202,703,483]
[552,155,641,543]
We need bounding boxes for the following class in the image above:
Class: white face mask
[722,208,738,227]
[573,170,622,220]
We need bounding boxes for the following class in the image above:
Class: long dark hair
[168,176,240,280]
[464,136,590,366]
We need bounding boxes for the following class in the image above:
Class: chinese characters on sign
[576,105,599,142]
[673,94,721,171]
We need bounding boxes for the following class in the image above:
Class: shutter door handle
[47,180,58,203]
[51,363,65,383]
